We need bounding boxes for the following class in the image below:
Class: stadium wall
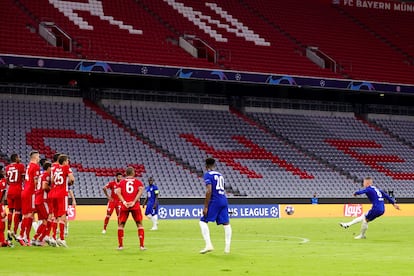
[74,204,414,220]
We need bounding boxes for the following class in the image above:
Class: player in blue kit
[199,157,232,254]
[340,176,400,239]
[143,177,159,230]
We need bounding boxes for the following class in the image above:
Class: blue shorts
[365,208,384,222]
[145,203,158,216]
[200,201,229,225]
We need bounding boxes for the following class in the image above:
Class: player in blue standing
[340,176,400,239]
[143,177,159,231]
[199,157,232,254]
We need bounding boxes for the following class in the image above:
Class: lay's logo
[343,204,363,217]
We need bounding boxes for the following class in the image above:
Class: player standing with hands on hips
[199,157,232,254]
[340,176,400,239]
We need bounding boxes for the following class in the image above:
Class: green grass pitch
[2,217,414,275]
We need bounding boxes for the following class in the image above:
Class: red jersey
[51,164,72,198]
[0,178,6,202]
[118,177,143,210]
[5,163,25,195]
[104,180,120,202]
[35,171,50,205]
[23,162,40,194]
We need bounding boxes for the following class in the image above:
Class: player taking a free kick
[340,176,400,239]
[199,157,232,254]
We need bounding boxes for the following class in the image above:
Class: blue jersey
[355,185,395,212]
[146,184,159,205]
[204,170,227,205]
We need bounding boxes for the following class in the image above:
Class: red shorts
[21,192,35,215]
[7,193,22,210]
[118,208,142,224]
[52,196,68,218]
[106,200,120,217]
[35,202,49,220]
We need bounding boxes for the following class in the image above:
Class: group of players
[0,152,74,248]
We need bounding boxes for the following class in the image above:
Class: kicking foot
[339,222,349,229]
[102,229,106,234]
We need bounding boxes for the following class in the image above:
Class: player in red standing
[5,153,25,241]
[47,153,61,245]
[102,172,123,234]
[17,151,40,246]
[51,154,74,248]
[115,167,145,250]
[32,161,52,246]
[1,166,13,247]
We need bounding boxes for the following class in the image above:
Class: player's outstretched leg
[199,221,213,254]
[340,214,365,229]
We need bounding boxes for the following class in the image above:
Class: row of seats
[1,93,414,198]
[1,0,412,84]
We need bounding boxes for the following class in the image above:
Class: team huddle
[0,152,74,247]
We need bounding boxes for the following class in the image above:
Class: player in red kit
[17,151,40,246]
[47,153,61,246]
[115,167,145,250]
[32,161,52,246]
[51,154,74,248]
[102,172,123,234]
[1,166,13,247]
[5,153,25,241]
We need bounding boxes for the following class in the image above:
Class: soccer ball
[285,205,295,215]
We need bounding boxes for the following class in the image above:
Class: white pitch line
[151,235,310,244]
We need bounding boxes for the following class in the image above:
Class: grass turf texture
[1,217,413,275]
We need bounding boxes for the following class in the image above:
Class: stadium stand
[1,0,413,84]
[1,90,414,198]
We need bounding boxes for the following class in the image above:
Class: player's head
[39,158,47,168]
[205,157,216,170]
[148,176,154,185]
[30,150,40,163]
[10,153,20,163]
[125,167,135,177]
[58,154,69,165]
[363,176,373,187]
[43,161,52,172]
[53,153,61,163]
[115,172,123,182]
[0,165,4,178]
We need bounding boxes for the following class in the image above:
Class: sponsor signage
[157,204,280,219]
[1,54,413,94]
[67,205,76,220]
[343,204,363,217]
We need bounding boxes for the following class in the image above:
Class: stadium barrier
[70,204,414,220]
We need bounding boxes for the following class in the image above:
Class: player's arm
[102,184,111,201]
[132,186,144,207]
[203,184,212,216]
[42,178,50,192]
[68,172,75,186]
[153,190,159,209]
[69,189,77,207]
[381,191,400,210]
[353,189,366,197]
[115,187,128,208]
